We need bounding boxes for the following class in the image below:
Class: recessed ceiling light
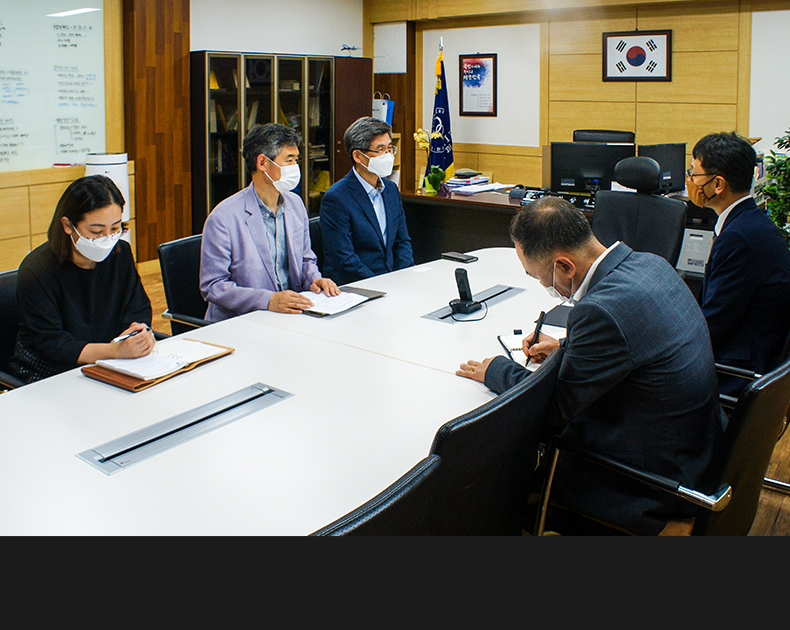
[46,8,102,18]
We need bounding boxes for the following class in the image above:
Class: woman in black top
[10,175,155,383]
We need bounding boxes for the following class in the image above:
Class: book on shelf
[209,70,220,90]
[247,100,259,128]
[216,102,228,131]
[226,108,239,131]
[81,338,235,392]
[209,99,217,133]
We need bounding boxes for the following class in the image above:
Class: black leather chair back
[309,455,442,535]
[308,216,323,274]
[593,156,687,266]
[0,269,19,376]
[573,129,635,143]
[696,357,790,535]
[157,235,208,336]
[426,348,563,535]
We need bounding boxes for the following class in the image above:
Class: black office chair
[592,156,687,267]
[308,216,323,274]
[423,348,563,535]
[309,455,442,535]
[573,129,635,143]
[716,327,790,497]
[157,235,211,336]
[533,352,790,536]
[312,349,563,535]
[0,269,25,391]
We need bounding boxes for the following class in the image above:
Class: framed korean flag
[603,30,672,81]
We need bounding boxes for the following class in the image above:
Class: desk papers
[83,338,234,392]
[300,287,385,317]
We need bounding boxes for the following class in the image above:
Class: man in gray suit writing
[457,196,725,535]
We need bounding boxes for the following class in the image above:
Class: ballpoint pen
[531,311,547,345]
[527,311,547,361]
[112,327,150,343]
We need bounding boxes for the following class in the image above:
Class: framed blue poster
[459,53,497,116]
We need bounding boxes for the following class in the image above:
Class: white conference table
[245,247,566,374]
[0,248,563,535]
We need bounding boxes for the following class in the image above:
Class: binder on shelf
[209,70,220,90]
[82,338,235,393]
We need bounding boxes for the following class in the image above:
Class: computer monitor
[638,143,687,193]
[550,142,636,195]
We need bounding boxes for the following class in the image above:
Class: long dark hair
[48,175,126,263]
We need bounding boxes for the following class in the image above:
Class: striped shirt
[255,192,290,291]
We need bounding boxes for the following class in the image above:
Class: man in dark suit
[320,117,413,285]
[688,132,790,397]
[456,197,725,535]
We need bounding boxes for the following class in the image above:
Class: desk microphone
[450,267,482,314]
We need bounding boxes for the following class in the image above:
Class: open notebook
[82,338,234,392]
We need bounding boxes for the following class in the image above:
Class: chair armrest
[0,370,25,390]
[715,362,760,380]
[715,363,760,411]
[534,435,731,535]
[162,311,210,328]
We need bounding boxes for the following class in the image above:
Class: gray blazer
[486,242,725,534]
[199,184,321,322]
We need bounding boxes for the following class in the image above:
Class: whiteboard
[0,2,105,172]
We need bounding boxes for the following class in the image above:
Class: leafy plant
[757,128,790,248]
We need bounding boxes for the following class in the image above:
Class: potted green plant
[757,128,790,249]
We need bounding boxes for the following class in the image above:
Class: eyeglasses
[686,167,719,184]
[361,145,398,156]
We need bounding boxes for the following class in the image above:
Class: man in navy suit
[688,132,790,397]
[456,197,725,535]
[320,117,413,285]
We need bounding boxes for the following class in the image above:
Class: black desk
[401,188,595,265]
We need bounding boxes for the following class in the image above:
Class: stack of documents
[452,182,511,195]
[446,175,489,186]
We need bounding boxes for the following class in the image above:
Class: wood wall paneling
[548,7,637,54]
[549,54,636,102]
[548,101,637,143]
[636,51,739,104]
[0,188,30,241]
[334,57,375,182]
[637,1,740,52]
[29,182,73,236]
[123,0,191,262]
[636,101,738,148]
[0,237,30,272]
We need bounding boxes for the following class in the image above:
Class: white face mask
[544,261,575,305]
[362,151,394,178]
[265,159,301,193]
[70,224,123,263]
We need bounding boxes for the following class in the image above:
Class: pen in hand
[112,327,150,343]
[527,311,547,362]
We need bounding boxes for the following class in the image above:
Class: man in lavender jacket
[200,123,339,322]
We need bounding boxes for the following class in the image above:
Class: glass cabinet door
[277,57,305,200]
[307,57,333,216]
[242,55,274,188]
[207,55,242,211]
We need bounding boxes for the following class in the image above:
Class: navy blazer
[485,243,725,534]
[700,197,790,395]
[319,169,413,285]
